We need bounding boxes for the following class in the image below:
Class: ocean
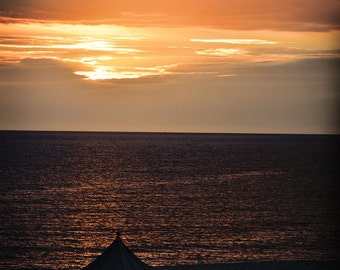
[0,131,338,269]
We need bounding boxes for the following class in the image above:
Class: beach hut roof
[83,231,152,270]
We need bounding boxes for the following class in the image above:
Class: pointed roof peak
[82,232,152,270]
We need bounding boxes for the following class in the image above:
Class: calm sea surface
[0,131,338,269]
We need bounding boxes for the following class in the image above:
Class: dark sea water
[0,131,339,269]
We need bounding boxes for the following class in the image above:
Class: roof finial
[116,229,121,239]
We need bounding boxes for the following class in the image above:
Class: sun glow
[75,64,173,80]
[1,20,339,82]
[75,67,147,80]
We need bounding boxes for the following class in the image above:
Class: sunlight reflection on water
[0,132,338,269]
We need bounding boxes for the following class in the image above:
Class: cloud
[0,35,144,55]
[0,58,90,130]
[190,39,278,45]
[250,47,340,56]
[0,16,44,24]
[196,48,243,56]
[233,57,340,80]
[0,58,81,83]
[1,57,339,133]
[0,57,177,86]
[74,65,172,81]
[0,30,157,81]
[188,57,340,134]
[1,0,340,31]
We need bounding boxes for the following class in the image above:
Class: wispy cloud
[75,64,173,81]
[0,36,143,54]
[0,31,150,80]
[1,0,340,31]
[196,48,244,56]
[0,19,339,83]
[190,39,278,45]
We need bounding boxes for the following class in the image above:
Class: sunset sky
[1,0,339,134]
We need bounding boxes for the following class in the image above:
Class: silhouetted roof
[83,233,152,270]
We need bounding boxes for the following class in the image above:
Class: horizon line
[1,129,339,136]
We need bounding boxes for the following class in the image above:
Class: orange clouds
[1,0,340,31]
[190,39,278,45]
[1,20,339,82]
[0,0,339,133]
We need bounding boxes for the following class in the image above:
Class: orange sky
[1,0,340,31]
[0,0,339,133]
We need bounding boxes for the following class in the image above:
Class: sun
[75,67,143,80]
